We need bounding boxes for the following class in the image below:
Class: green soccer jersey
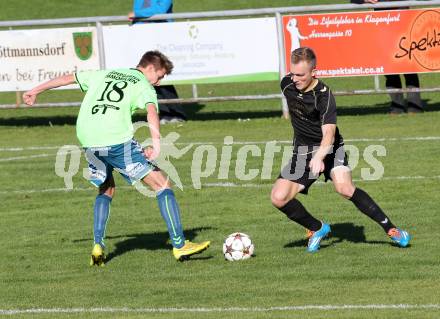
[74,68,158,147]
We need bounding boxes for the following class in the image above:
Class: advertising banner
[282,8,440,77]
[103,18,279,84]
[0,27,100,92]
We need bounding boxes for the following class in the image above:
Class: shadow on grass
[1,99,439,126]
[337,98,436,116]
[0,104,282,126]
[73,226,214,263]
[189,110,282,121]
[284,222,391,250]
[0,115,78,126]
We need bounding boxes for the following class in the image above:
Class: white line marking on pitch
[0,153,54,162]
[0,146,61,152]
[1,175,439,195]
[1,136,439,151]
[1,304,439,315]
[0,152,72,162]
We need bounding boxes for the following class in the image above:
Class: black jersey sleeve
[318,87,337,125]
[280,74,293,95]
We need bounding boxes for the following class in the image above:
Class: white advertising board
[0,27,100,91]
[103,18,279,84]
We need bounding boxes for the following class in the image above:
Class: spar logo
[73,32,93,61]
[395,10,440,70]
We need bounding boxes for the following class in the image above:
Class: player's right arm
[23,74,75,106]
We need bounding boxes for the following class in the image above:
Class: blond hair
[291,47,316,69]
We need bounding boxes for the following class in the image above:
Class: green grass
[0,0,346,21]
[1,1,440,319]
[1,109,440,319]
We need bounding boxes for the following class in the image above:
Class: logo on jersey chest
[91,104,120,115]
[290,97,317,117]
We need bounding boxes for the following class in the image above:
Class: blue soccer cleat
[388,228,411,247]
[307,222,331,253]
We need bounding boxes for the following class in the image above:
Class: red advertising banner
[282,8,440,77]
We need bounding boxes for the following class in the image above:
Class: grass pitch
[1,1,440,318]
[1,101,440,319]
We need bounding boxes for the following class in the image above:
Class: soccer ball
[222,232,254,261]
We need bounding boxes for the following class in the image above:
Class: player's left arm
[316,124,336,159]
[23,74,75,106]
[145,103,161,160]
[309,87,337,175]
[309,124,336,175]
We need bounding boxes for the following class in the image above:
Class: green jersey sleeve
[75,70,104,92]
[133,82,159,113]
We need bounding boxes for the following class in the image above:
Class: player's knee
[153,176,170,190]
[335,183,355,199]
[271,189,291,208]
[142,172,170,191]
[100,186,115,198]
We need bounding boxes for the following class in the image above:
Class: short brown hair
[137,50,174,74]
[291,47,317,69]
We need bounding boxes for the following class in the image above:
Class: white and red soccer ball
[222,232,254,261]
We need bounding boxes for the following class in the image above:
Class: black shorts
[278,144,349,195]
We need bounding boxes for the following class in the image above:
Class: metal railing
[1,0,440,114]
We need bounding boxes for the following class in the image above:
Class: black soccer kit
[276,75,396,234]
[279,74,348,194]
